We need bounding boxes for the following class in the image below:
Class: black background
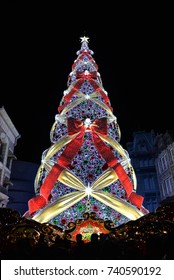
[2,2,173,164]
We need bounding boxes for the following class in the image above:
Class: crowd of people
[1,230,173,260]
[0,203,174,260]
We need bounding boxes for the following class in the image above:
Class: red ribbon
[72,52,98,70]
[91,131,141,203]
[28,117,143,215]
[28,164,64,214]
[58,75,111,113]
[55,117,143,207]
[58,79,84,113]
[57,118,108,168]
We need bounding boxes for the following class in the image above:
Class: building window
[139,159,153,168]
[0,142,4,162]
[157,160,162,174]
[149,176,155,189]
[149,159,153,166]
[170,147,174,163]
[143,176,155,191]
[146,196,158,212]
[160,154,168,171]
[165,177,173,194]
[138,140,147,152]
[161,182,166,197]
[143,177,149,190]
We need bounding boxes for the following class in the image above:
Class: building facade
[126,130,160,212]
[8,160,39,215]
[0,106,20,207]
[154,131,174,204]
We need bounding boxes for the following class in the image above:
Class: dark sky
[2,2,173,164]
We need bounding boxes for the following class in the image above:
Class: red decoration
[58,77,112,113]
[71,219,109,243]
[28,117,143,215]
[129,192,144,208]
[72,52,98,70]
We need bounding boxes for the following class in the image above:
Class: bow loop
[67,117,108,135]
[67,117,84,135]
[91,118,107,135]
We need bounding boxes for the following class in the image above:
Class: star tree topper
[80,36,90,43]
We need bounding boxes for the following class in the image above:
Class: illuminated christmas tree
[25,37,148,236]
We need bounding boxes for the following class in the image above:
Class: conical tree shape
[25,37,148,229]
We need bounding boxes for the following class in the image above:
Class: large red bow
[28,117,143,215]
[76,70,97,80]
[61,117,143,208]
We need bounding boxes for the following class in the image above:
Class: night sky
[2,2,173,164]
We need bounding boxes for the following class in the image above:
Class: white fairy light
[63,90,68,96]
[84,70,89,75]
[85,94,90,99]
[41,158,46,165]
[84,118,91,126]
[85,183,92,197]
[55,114,66,123]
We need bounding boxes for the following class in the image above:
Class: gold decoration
[33,191,87,223]
[44,133,79,161]
[50,122,57,142]
[60,92,115,119]
[60,94,85,116]
[58,169,86,191]
[32,167,143,223]
[32,98,140,223]
[91,191,144,220]
[34,133,79,193]
[34,165,44,193]
[91,168,118,190]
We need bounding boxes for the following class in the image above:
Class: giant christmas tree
[25,37,148,236]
